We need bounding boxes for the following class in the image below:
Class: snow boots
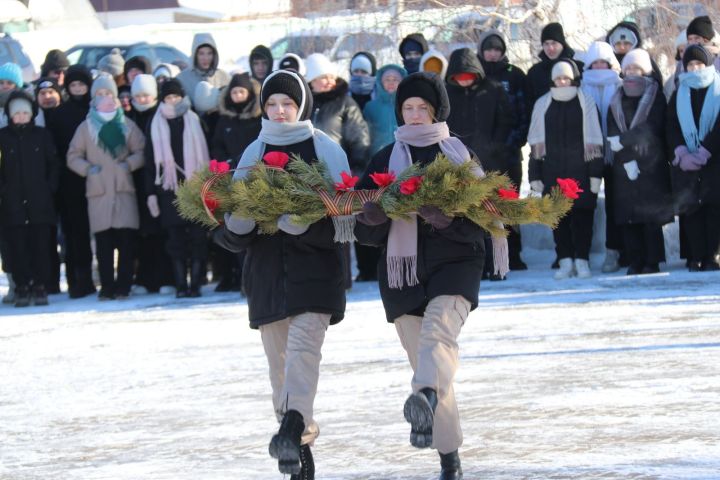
[269,409,305,475]
[290,444,314,480]
[574,259,592,279]
[601,248,620,273]
[439,450,463,480]
[403,387,437,448]
[553,258,575,280]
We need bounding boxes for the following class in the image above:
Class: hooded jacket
[0,91,59,227]
[363,64,407,155]
[211,76,262,166]
[176,33,230,108]
[526,42,585,108]
[311,77,370,174]
[420,49,449,79]
[606,21,664,85]
[445,48,514,172]
[249,45,274,82]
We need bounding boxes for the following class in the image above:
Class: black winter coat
[210,88,262,167]
[128,105,159,235]
[45,96,89,202]
[0,123,59,227]
[526,49,585,109]
[355,142,485,323]
[666,87,720,211]
[446,49,514,173]
[144,116,191,228]
[311,78,370,174]
[214,136,346,328]
[481,57,530,156]
[528,95,604,210]
[607,86,673,225]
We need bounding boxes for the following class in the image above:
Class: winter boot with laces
[403,387,437,448]
[601,248,620,273]
[553,258,575,280]
[269,409,305,475]
[574,259,592,279]
[290,444,315,480]
[439,450,463,480]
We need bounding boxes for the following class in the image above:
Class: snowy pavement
[1,250,719,479]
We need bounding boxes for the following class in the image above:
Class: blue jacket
[362,64,407,156]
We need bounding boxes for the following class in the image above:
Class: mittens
[356,202,389,226]
[277,214,309,236]
[417,205,453,230]
[624,160,640,181]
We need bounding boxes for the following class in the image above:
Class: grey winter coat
[176,33,230,108]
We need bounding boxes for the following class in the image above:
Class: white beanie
[350,54,373,74]
[131,74,158,97]
[621,49,653,75]
[8,98,32,117]
[193,81,219,113]
[304,53,335,82]
[584,41,620,71]
[551,61,575,81]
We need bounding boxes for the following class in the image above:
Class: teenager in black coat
[44,64,96,298]
[0,91,58,306]
[666,45,720,271]
[355,72,484,480]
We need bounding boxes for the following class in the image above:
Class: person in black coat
[528,59,605,279]
[478,30,531,270]
[210,72,262,291]
[44,64,96,298]
[607,49,673,275]
[666,45,720,271]
[445,47,514,280]
[145,79,211,297]
[0,91,59,306]
[526,22,585,110]
[250,44,273,83]
[355,72,484,480]
[214,70,350,479]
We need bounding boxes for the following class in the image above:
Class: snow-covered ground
[1,248,719,479]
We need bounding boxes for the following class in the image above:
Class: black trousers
[553,209,594,260]
[95,228,136,296]
[166,224,208,262]
[354,242,380,280]
[5,224,51,288]
[682,204,720,263]
[603,165,624,252]
[58,195,93,289]
[622,223,666,268]
[135,232,174,292]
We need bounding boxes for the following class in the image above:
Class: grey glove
[624,160,640,181]
[224,213,256,235]
[87,164,102,175]
[590,177,602,194]
[530,180,544,193]
[277,214,309,236]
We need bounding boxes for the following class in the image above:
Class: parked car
[65,41,190,72]
[0,34,36,84]
[237,30,398,77]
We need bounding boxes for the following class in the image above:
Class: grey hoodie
[176,33,230,108]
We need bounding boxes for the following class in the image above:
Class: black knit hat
[687,15,715,41]
[124,56,152,78]
[279,55,300,72]
[683,44,713,69]
[541,22,566,44]
[229,72,254,92]
[395,71,450,124]
[159,78,185,101]
[40,49,70,77]
[64,64,92,90]
[36,77,63,97]
[260,70,313,120]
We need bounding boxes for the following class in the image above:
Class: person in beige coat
[67,74,145,300]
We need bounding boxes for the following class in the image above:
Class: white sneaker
[601,249,620,273]
[131,285,148,295]
[575,259,592,278]
[554,258,576,280]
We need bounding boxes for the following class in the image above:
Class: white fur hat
[584,41,620,71]
[304,53,336,82]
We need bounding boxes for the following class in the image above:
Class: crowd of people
[1,12,720,480]
[1,15,720,311]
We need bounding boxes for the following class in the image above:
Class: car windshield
[73,46,131,67]
[271,35,337,58]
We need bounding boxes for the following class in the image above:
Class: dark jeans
[95,228,136,296]
[553,209,594,260]
[683,204,720,263]
[58,195,93,289]
[603,165,624,252]
[135,232,173,292]
[5,224,51,288]
[622,223,666,268]
[166,224,208,262]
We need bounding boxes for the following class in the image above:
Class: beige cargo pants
[394,294,470,454]
[259,312,331,446]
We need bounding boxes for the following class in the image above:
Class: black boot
[14,285,31,308]
[173,259,189,298]
[269,409,305,475]
[403,387,437,448]
[69,267,96,299]
[32,284,49,306]
[189,259,205,297]
[439,450,463,480]
[290,444,315,480]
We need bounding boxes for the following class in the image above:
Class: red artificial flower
[203,191,220,215]
[556,178,584,200]
[498,186,519,199]
[263,151,290,169]
[335,171,359,192]
[369,171,396,188]
[209,159,230,174]
[400,176,423,195]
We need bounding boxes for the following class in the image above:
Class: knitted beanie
[279,53,306,76]
[131,74,158,97]
[304,53,336,82]
[260,69,312,120]
[687,16,714,41]
[8,97,32,117]
[37,77,63,97]
[551,60,576,81]
[0,62,23,88]
[541,23,566,44]
[91,73,118,98]
[97,48,125,77]
[621,49,653,75]
[683,44,713,69]
[159,78,185,101]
